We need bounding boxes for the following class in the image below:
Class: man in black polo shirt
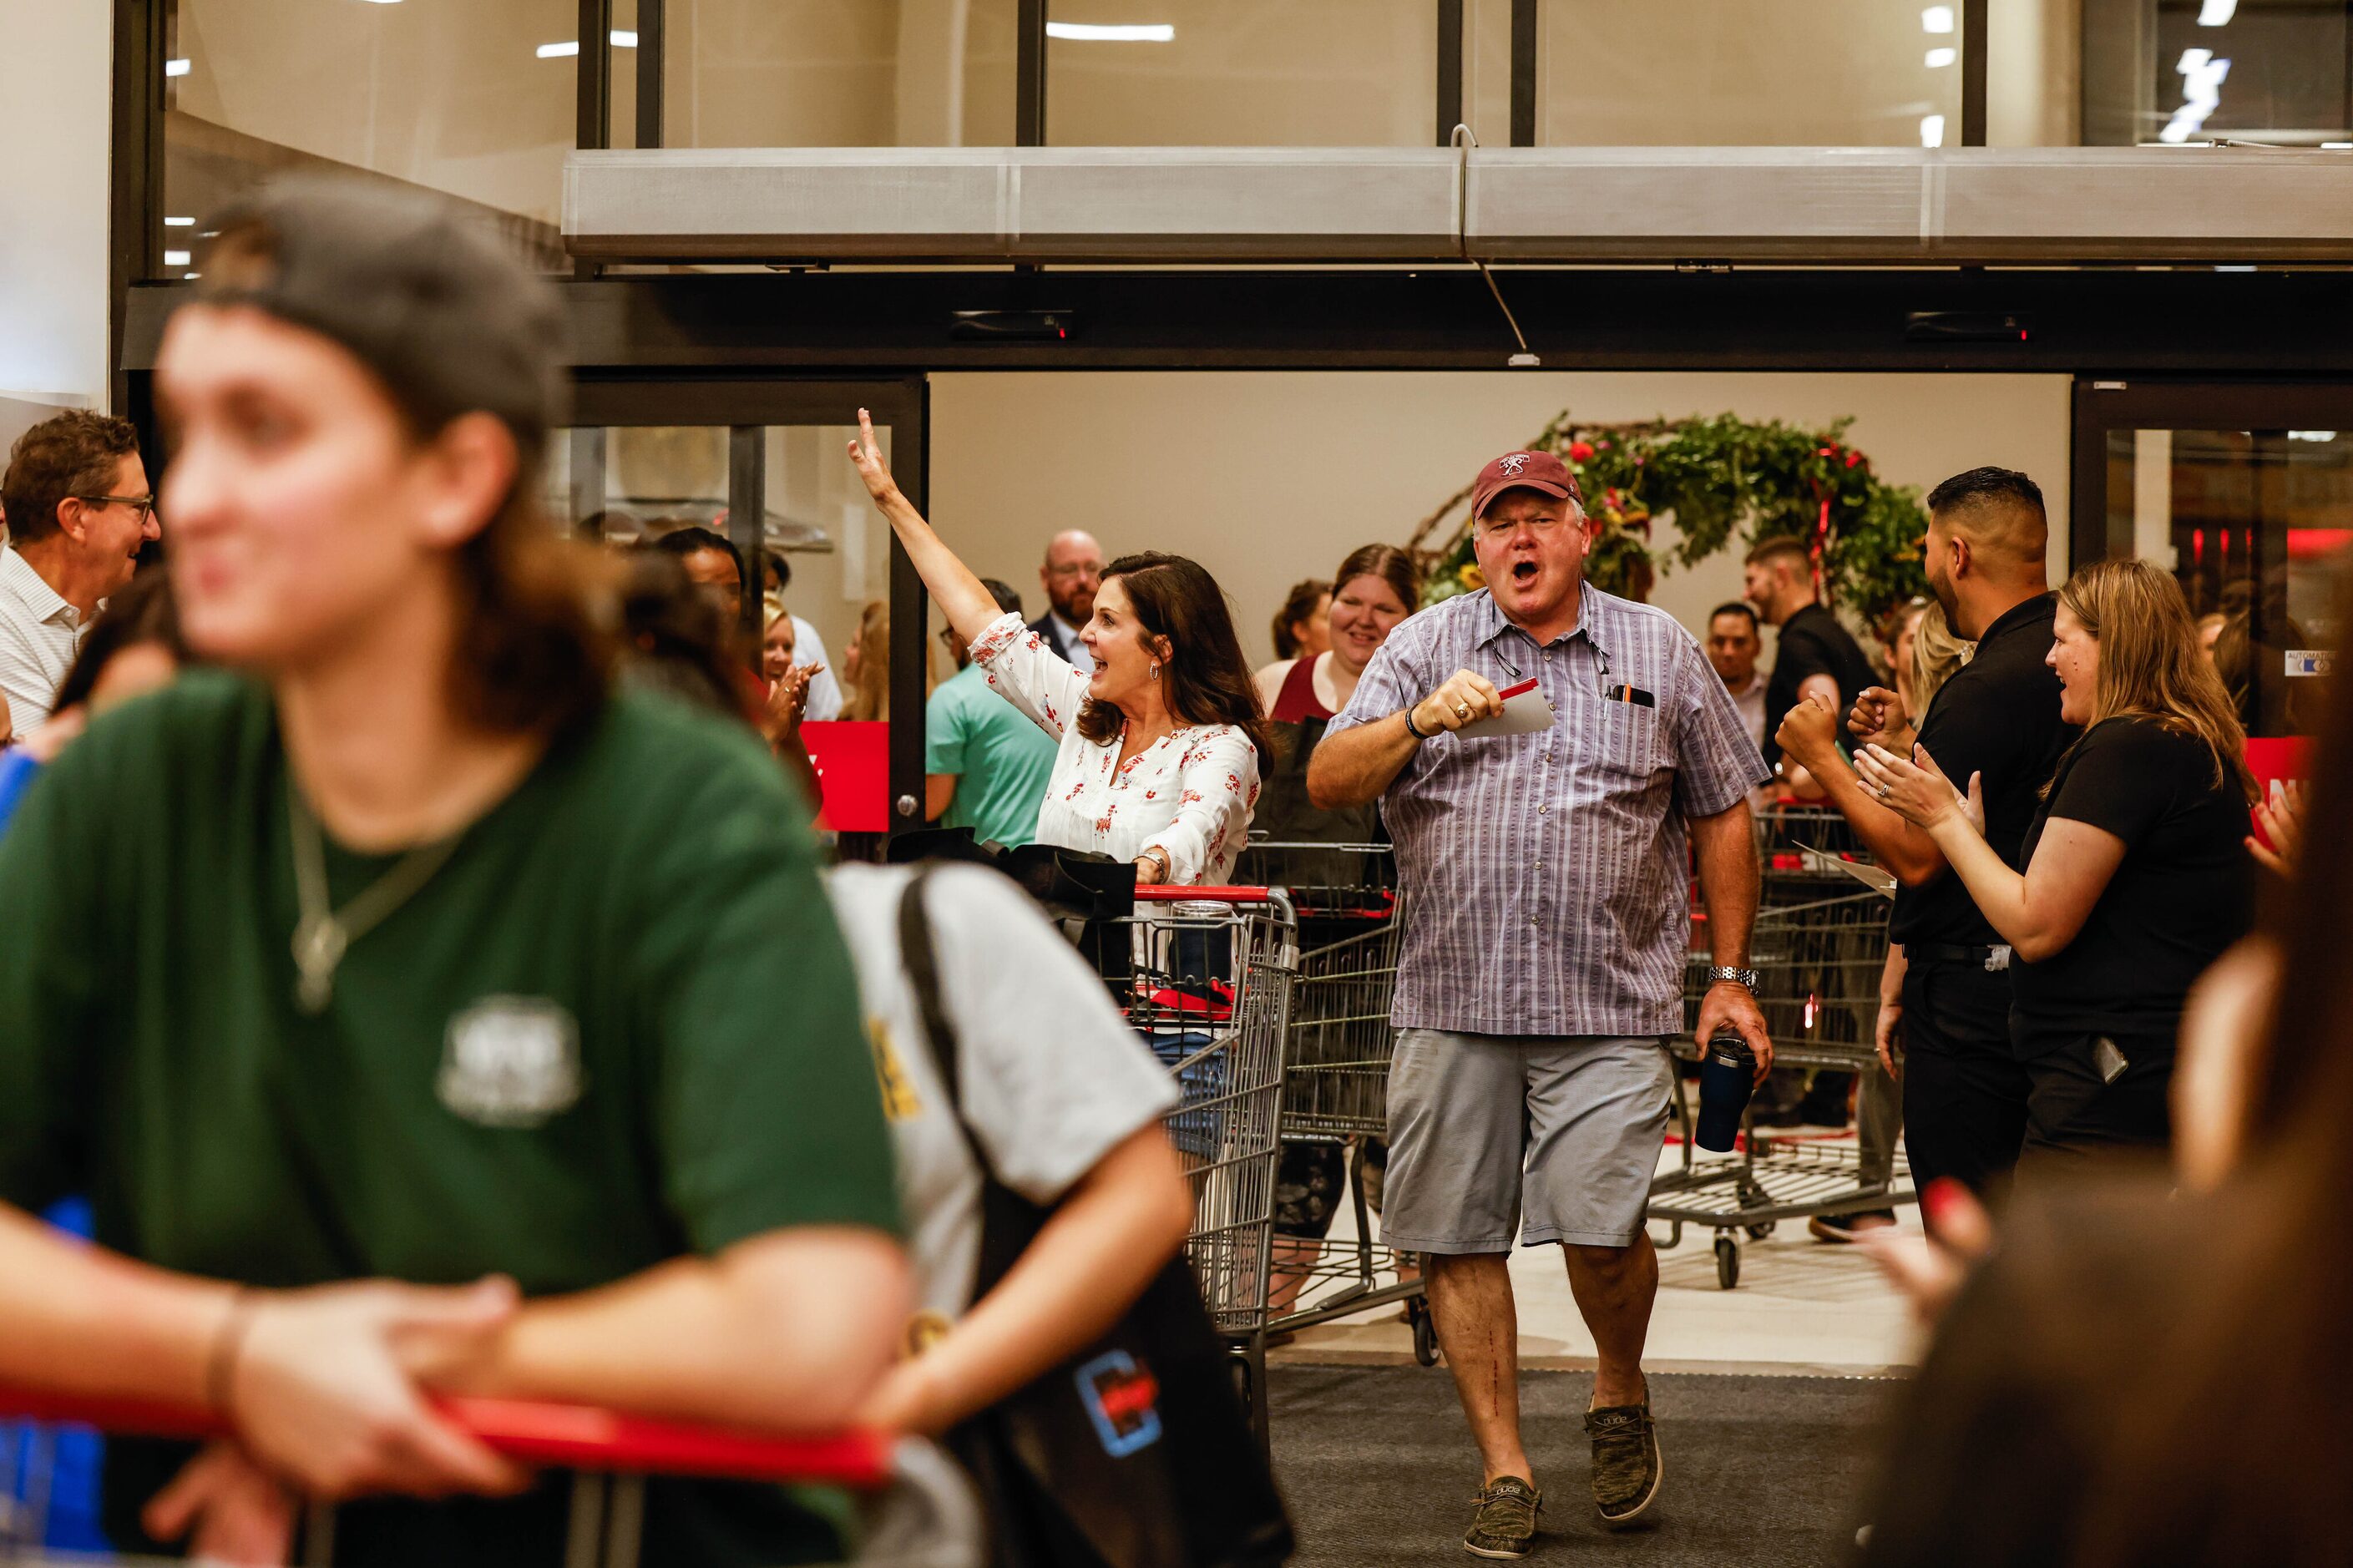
[1745,535,1881,1129]
[1745,535,1880,776]
[1776,468,2074,1212]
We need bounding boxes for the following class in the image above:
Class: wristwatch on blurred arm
[1708,966,1758,990]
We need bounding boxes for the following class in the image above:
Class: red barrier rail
[0,1388,893,1488]
[1132,885,1283,903]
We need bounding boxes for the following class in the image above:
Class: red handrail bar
[0,1388,894,1489]
[1132,885,1283,903]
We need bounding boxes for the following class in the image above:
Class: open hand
[1773,693,1842,771]
[1411,670,1502,735]
[1847,685,1911,751]
[2246,778,2303,877]
[1860,1179,1994,1328]
[227,1277,528,1501]
[1855,743,1981,834]
[765,660,824,744]
[144,1442,296,1565]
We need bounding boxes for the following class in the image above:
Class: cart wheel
[1746,1221,1777,1241]
[1714,1234,1741,1290]
[1409,1297,1440,1368]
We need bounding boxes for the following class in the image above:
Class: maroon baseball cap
[1470,450,1583,522]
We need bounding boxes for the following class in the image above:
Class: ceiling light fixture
[1925,46,1956,67]
[2159,49,2231,143]
[1920,114,1946,147]
[164,58,190,76]
[1045,22,1175,41]
[2197,0,2237,23]
[2289,431,2340,441]
[536,40,579,57]
[1920,6,1954,33]
[164,215,195,227]
[164,250,191,267]
[2325,141,2352,149]
[611,29,636,46]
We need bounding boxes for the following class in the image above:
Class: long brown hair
[841,599,892,721]
[1076,553,1269,750]
[2060,566,2353,1567]
[2054,558,2256,803]
[1330,544,1421,615]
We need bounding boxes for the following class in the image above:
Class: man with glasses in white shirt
[1,411,161,733]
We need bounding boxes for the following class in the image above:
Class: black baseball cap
[185,176,567,446]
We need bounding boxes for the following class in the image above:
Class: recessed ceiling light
[1045,22,1175,41]
[2197,0,2237,23]
[2324,141,2352,149]
[610,29,636,46]
[164,58,190,76]
[536,40,579,58]
[1919,114,1946,148]
[164,250,191,266]
[1925,47,1956,68]
[1920,7,1954,34]
[164,215,195,227]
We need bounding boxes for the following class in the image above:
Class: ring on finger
[1454,700,1472,720]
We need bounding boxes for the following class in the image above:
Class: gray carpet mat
[1268,1364,1897,1566]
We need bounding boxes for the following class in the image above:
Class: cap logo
[1498,453,1531,477]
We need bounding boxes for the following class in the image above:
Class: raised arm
[846,408,1002,645]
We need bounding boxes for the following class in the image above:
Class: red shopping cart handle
[1135,884,1279,903]
[0,1388,894,1489]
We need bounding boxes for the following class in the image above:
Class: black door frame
[2068,378,2353,569]
[573,375,931,833]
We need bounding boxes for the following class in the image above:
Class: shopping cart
[1229,842,1435,1367]
[0,1388,979,1567]
[1119,885,1297,1432]
[1650,884,1915,1289]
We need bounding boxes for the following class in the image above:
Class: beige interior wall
[173,0,576,225]
[926,372,2072,668]
[1533,0,1961,146]
[0,0,111,408]
[1989,0,2083,147]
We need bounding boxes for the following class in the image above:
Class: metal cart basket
[1652,822,1915,1288]
[1118,885,1297,1425]
[1230,841,1436,1366]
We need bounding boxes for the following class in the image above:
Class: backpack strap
[897,862,989,1171]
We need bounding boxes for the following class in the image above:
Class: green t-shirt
[0,672,899,1567]
[923,662,1057,848]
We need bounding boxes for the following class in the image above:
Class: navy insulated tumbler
[1695,1029,1756,1152]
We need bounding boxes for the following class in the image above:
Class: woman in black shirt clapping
[1857,559,2257,1171]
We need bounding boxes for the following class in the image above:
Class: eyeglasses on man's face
[1045,561,1103,580]
[75,494,159,524]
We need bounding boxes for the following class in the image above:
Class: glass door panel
[550,381,927,849]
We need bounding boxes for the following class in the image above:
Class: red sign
[2245,735,2312,854]
[800,721,890,833]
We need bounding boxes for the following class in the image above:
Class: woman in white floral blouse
[848,412,1266,884]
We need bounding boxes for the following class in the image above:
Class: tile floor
[1269,1130,1929,1376]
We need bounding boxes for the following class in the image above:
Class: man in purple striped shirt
[1311,449,1772,1556]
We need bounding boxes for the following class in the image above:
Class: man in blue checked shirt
[1311,448,1773,1557]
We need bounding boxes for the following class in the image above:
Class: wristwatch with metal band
[1707,965,1758,990]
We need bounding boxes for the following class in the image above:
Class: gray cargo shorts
[1381,1027,1675,1252]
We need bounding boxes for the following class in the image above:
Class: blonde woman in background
[839,599,893,721]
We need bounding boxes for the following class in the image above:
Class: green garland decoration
[1412,412,1929,629]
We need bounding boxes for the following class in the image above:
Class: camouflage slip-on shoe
[1463,1475,1541,1559]
[1586,1396,1662,1525]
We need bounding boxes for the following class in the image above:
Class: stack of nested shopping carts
[1231,842,1436,1368]
[1117,885,1298,1429]
[1649,803,1915,1288]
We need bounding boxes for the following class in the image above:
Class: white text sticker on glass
[2285,650,2334,678]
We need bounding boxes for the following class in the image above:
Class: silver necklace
[287,778,466,1015]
